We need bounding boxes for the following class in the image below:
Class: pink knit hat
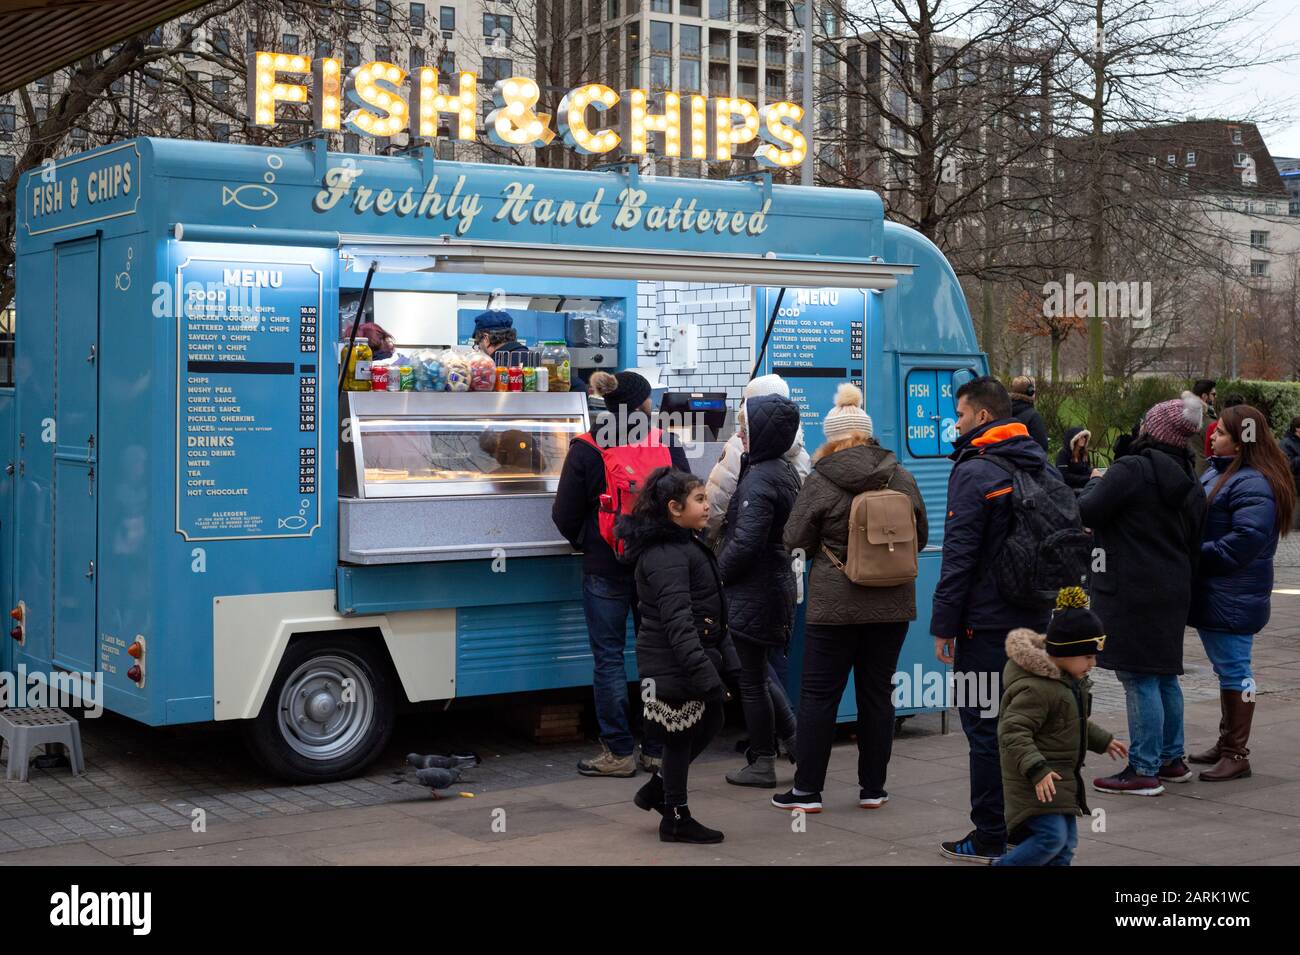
[1140,392,1203,446]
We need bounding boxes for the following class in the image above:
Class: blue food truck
[1,132,984,781]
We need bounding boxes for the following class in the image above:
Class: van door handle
[4,463,11,476]
[86,561,95,579]
[87,344,97,363]
[88,466,94,495]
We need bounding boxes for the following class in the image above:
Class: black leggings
[734,638,797,757]
[647,701,725,807]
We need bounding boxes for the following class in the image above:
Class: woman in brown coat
[771,384,928,813]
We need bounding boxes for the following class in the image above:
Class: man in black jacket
[1009,375,1048,453]
[552,371,690,778]
[932,376,1059,863]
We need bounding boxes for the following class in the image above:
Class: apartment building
[0,0,534,176]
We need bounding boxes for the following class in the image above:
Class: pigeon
[406,751,479,770]
[415,765,463,797]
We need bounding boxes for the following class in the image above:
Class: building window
[680,59,701,91]
[709,0,728,17]
[650,20,671,51]
[344,132,360,152]
[345,42,361,67]
[213,27,231,56]
[213,123,231,142]
[482,57,512,83]
[344,0,361,22]
[0,105,14,140]
[180,21,195,58]
[626,23,641,86]
[315,40,332,60]
[440,6,456,30]
[680,23,701,56]
[1249,260,1269,277]
[484,13,514,42]
[410,46,425,69]
[1230,128,1242,144]
[0,155,14,180]
[376,0,392,29]
[375,45,392,63]
[650,55,672,89]
[282,33,300,54]
[708,28,728,59]
[1186,150,1196,166]
[627,0,641,13]
[681,0,701,16]
[410,2,427,29]
[438,51,456,82]
[1250,230,1270,250]
[607,0,619,16]
[212,77,229,97]
[1147,155,1156,165]
[651,0,671,11]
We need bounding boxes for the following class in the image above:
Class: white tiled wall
[636,281,755,408]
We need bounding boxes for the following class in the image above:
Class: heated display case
[340,391,589,563]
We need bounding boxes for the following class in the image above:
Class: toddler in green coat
[994,587,1128,866]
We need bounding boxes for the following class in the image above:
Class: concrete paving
[2,562,1298,866]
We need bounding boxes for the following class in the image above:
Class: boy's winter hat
[596,370,652,414]
[1046,587,1106,657]
[1140,392,1203,446]
[822,382,873,441]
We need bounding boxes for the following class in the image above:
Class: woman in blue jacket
[1189,405,1295,782]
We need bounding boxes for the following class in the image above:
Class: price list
[176,257,323,540]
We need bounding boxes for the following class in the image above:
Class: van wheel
[244,633,396,783]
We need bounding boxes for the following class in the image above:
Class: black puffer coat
[717,394,802,647]
[1077,438,1206,675]
[618,514,728,704]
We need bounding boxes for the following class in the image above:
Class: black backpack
[985,456,1091,608]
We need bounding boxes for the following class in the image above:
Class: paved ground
[2,564,1299,866]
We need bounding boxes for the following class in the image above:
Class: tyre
[243,632,397,783]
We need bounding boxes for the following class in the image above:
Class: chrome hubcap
[277,654,374,761]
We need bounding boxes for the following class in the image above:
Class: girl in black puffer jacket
[616,468,729,844]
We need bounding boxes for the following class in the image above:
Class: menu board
[756,288,865,450]
[176,257,322,540]
[905,368,959,457]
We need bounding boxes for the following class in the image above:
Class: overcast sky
[1181,0,1300,159]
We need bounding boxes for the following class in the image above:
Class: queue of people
[550,368,1289,862]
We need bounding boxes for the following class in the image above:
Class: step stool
[0,708,85,782]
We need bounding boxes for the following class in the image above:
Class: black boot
[634,773,666,815]
[659,805,724,844]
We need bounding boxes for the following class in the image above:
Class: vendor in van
[473,310,530,363]
[472,309,586,392]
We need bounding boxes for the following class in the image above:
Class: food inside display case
[339,391,591,563]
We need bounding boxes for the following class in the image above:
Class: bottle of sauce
[343,339,374,391]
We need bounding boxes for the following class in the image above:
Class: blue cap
[473,310,513,335]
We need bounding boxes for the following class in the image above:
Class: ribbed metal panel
[906,455,955,547]
[456,601,633,697]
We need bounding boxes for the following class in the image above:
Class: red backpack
[577,429,673,556]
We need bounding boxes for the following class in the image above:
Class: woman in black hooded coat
[716,393,802,787]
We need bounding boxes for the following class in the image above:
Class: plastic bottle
[343,339,374,391]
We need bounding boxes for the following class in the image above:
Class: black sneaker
[771,789,822,813]
[939,829,1005,864]
[859,789,889,809]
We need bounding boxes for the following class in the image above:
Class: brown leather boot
[1188,690,1230,764]
[1198,691,1254,782]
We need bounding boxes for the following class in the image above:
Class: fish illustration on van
[222,184,278,211]
[277,514,308,530]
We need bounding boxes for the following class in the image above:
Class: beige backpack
[821,470,918,587]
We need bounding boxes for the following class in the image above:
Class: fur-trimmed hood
[1005,627,1062,679]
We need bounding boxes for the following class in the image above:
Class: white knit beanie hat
[744,374,791,401]
[822,383,873,441]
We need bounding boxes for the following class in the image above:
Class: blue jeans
[1114,672,1185,777]
[1197,630,1255,692]
[993,814,1078,866]
[581,574,660,758]
[955,629,1008,846]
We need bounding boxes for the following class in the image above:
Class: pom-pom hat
[1140,392,1203,447]
[822,383,873,441]
[1045,587,1106,657]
